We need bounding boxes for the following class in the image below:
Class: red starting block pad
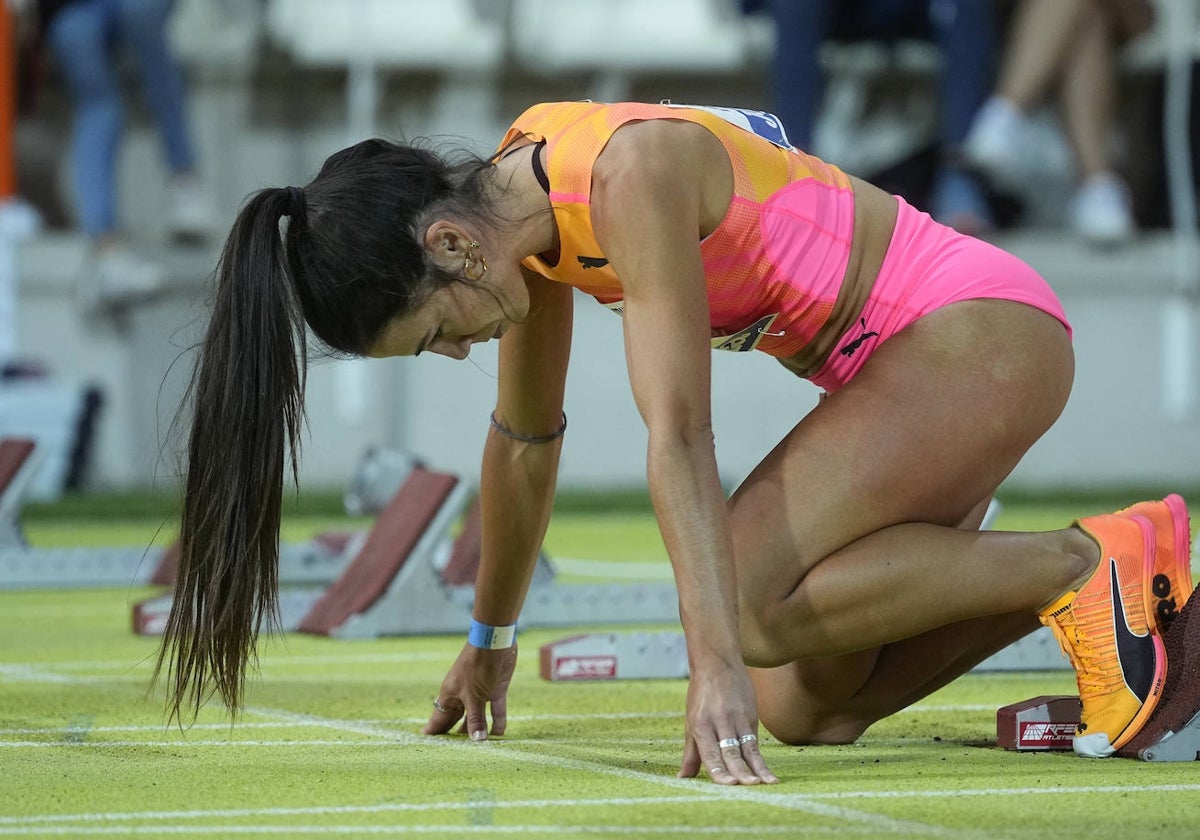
[996,695,1079,751]
[540,631,689,681]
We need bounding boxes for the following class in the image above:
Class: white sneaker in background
[78,246,167,314]
[1069,173,1135,246]
[0,198,43,241]
[164,176,218,242]
[960,94,1084,194]
[962,96,1037,192]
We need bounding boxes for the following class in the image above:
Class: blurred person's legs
[47,0,122,242]
[771,0,996,234]
[1062,8,1133,243]
[962,0,1083,188]
[767,0,836,150]
[992,0,1084,112]
[46,0,164,311]
[928,0,996,234]
[116,0,215,241]
[964,0,1138,242]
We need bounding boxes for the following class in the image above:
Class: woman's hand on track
[678,659,779,785]
[422,643,517,741]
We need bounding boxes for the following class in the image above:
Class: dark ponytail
[155,138,499,720]
[156,187,305,720]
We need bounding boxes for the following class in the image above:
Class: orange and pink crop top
[496,101,855,358]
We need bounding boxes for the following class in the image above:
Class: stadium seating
[509,0,753,102]
[264,0,505,143]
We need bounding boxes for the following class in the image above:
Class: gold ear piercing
[464,240,488,281]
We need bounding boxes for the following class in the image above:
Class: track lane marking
[3,783,1199,829]
[0,826,884,835]
[245,706,963,837]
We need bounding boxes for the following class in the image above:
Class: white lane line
[1,652,454,673]
[4,783,1200,830]
[247,707,958,838]
[0,722,307,736]
[0,734,1056,750]
[0,665,90,684]
[0,797,726,825]
[0,661,1006,717]
[0,739,401,748]
[0,703,994,739]
[804,783,1200,799]
[0,826,876,836]
[0,712,681,738]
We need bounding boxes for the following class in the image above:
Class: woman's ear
[423,221,472,269]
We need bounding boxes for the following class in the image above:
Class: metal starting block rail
[1136,707,1200,762]
[0,437,167,588]
[0,436,353,590]
[539,625,1069,683]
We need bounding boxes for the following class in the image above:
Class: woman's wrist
[468,618,517,650]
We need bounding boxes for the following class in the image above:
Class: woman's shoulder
[597,118,724,174]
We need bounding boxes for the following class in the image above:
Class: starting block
[1117,578,1200,762]
[134,458,682,639]
[997,580,1200,761]
[0,437,163,587]
[996,695,1079,751]
[298,464,680,637]
[0,437,352,590]
[540,631,689,681]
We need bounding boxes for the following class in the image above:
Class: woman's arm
[424,268,573,741]
[474,269,574,625]
[590,120,777,785]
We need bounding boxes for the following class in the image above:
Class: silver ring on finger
[432,699,450,713]
[718,737,741,749]
[739,733,758,744]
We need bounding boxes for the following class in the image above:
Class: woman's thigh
[729,298,1074,613]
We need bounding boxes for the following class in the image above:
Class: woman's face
[368,280,520,360]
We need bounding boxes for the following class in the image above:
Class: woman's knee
[751,659,877,746]
[738,594,818,668]
[761,714,870,747]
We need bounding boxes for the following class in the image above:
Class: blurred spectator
[37,0,217,312]
[765,0,999,236]
[963,0,1153,245]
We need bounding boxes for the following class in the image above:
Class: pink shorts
[808,196,1072,393]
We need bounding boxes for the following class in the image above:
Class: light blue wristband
[468,618,517,650]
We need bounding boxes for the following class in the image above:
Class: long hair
[155,139,494,720]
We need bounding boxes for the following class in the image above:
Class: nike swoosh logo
[1111,558,1156,702]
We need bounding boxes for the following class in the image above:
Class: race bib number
[661,101,794,150]
[711,314,780,352]
[604,301,780,352]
